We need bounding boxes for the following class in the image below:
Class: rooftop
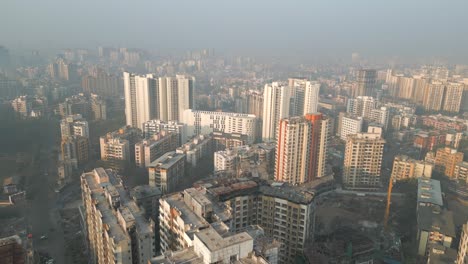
[427,245,458,264]
[417,178,443,207]
[148,151,185,169]
[417,206,456,237]
[130,185,161,200]
[82,168,154,243]
[195,226,252,252]
[187,109,257,119]
[196,176,316,205]
[164,192,209,230]
[150,247,204,264]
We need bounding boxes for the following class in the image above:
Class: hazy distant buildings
[59,94,107,121]
[0,79,22,100]
[423,82,445,112]
[288,78,320,116]
[246,90,264,117]
[10,96,31,118]
[90,94,107,120]
[48,58,76,81]
[0,46,11,68]
[420,82,465,113]
[343,133,385,190]
[442,83,464,113]
[82,69,121,97]
[354,69,376,97]
[347,96,376,118]
[124,72,194,129]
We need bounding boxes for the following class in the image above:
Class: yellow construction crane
[384,177,393,231]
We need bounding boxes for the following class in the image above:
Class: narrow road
[25,145,66,263]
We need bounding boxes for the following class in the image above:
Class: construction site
[310,190,409,264]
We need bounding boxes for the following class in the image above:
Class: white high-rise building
[347,96,376,118]
[262,82,290,141]
[370,106,390,130]
[303,81,320,115]
[288,78,307,116]
[124,72,194,129]
[182,110,258,144]
[157,75,195,121]
[339,113,363,140]
[124,72,157,129]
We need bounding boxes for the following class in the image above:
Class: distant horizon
[2,0,468,64]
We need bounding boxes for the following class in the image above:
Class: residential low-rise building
[81,168,156,264]
[182,110,258,144]
[212,131,249,151]
[214,143,275,180]
[391,155,433,181]
[160,177,316,263]
[434,147,464,179]
[455,162,468,184]
[60,114,89,140]
[176,134,214,168]
[148,151,185,194]
[61,135,89,166]
[142,120,188,145]
[134,131,179,167]
[457,221,468,264]
[100,126,142,169]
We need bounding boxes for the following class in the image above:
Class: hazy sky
[1,0,468,60]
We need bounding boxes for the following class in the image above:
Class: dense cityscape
[1,2,468,264]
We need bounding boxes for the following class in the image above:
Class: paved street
[25,145,66,263]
